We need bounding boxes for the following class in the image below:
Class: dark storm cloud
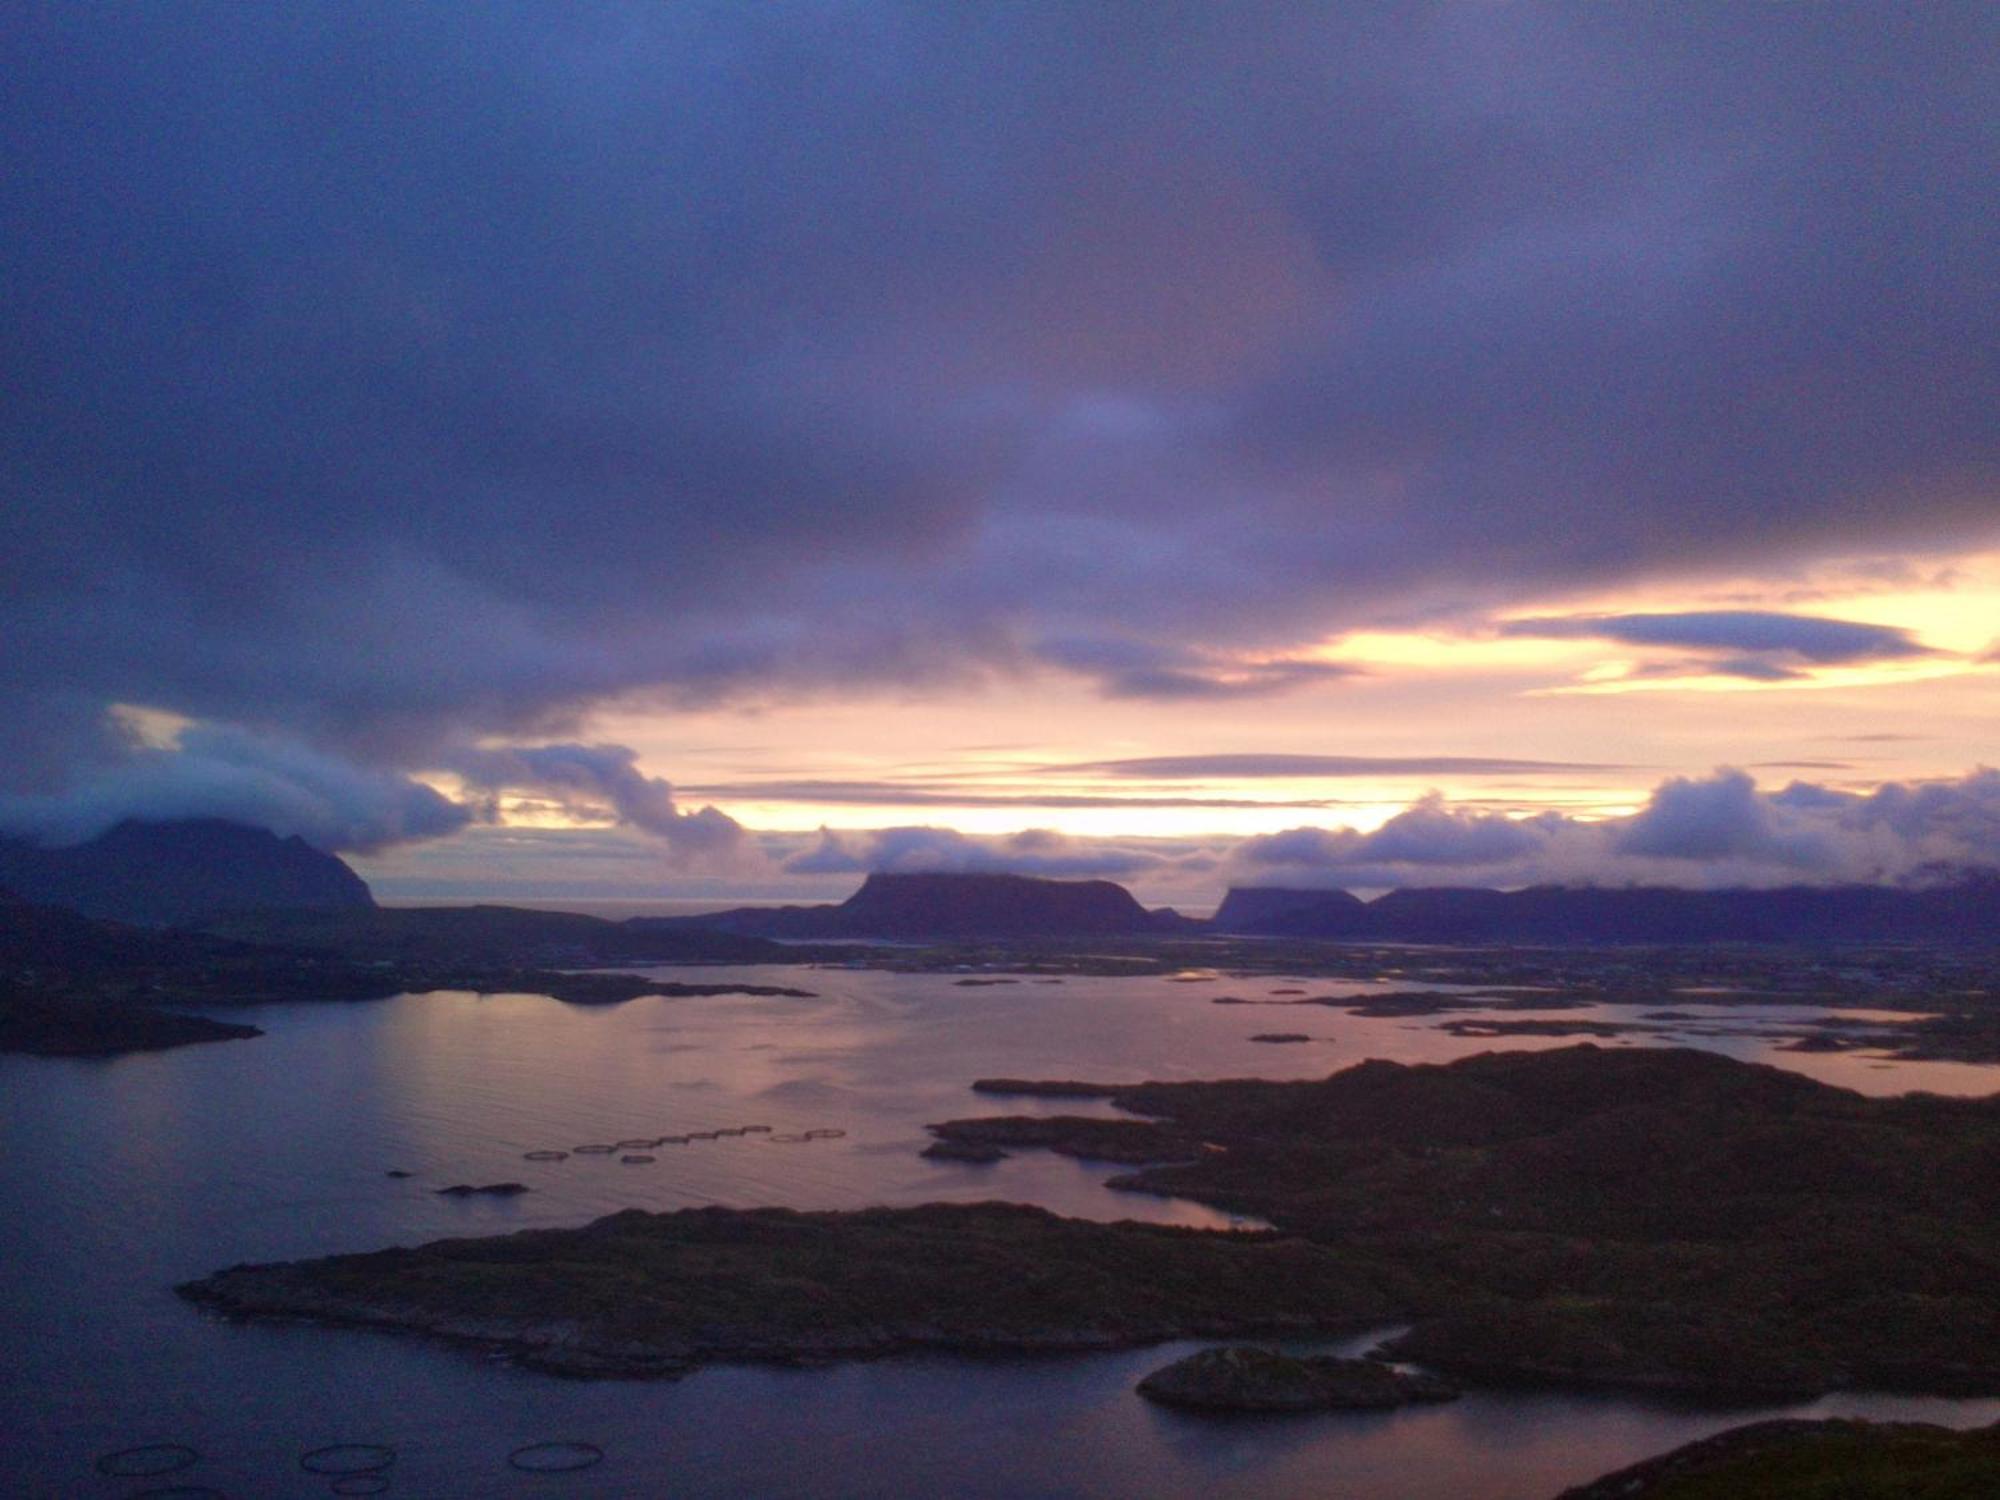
[3,4,1994,829]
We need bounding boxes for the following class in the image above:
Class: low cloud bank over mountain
[1233,769,2000,891]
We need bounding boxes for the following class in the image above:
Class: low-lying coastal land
[179,1201,1390,1377]
[941,1046,2000,1401]
[0,891,813,1057]
[178,1044,2000,1406]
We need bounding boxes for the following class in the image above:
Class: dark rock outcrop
[1136,1345,1458,1412]
[435,1182,530,1197]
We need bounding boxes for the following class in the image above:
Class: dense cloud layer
[2,5,1995,819]
[1232,769,2000,891]
[0,726,468,853]
[784,826,1218,883]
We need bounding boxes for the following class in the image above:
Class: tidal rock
[1137,1345,1459,1413]
[922,1139,1008,1163]
[435,1182,530,1198]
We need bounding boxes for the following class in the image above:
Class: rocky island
[1136,1345,1458,1412]
[178,1201,1390,1378]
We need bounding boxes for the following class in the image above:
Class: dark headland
[0,820,796,1057]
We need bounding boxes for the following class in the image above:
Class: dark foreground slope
[0,819,373,925]
[179,1201,1389,1377]
[938,1046,2000,1400]
[1557,1418,2000,1499]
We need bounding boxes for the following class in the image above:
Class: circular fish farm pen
[522,1149,568,1161]
[615,1138,661,1150]
[658,1134,690,1144]
[507,1441,605,1473]
[803,1129,847,1140]
[763,1133,809,1143]
[329,1475,391,1496]
[95,1444,200,1478]
[299,1444,396,1476]
[571,1144,616,1154]
[618,1154,656,1164]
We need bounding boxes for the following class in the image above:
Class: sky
[3,3,1997,910]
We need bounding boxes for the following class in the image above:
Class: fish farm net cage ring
[571,1144,617,1154]
[330,1475,391,1496]
[616,1138,662,1150]
[619,1154,656,1164]
[95,1444,200,1477]
[299,1443,396,1475]
[522,1149,569,1161]
[508,1441,605,1473]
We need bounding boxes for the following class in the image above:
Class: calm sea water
[5,965,1996,1498]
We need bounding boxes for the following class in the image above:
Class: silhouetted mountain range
[1212,878,2000,944]
[8,817,1998,947]
[0,818,374,925]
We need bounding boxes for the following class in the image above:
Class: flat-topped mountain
[1213,876,2000,944]
[677,871,1191,940]
[0,818,373,926]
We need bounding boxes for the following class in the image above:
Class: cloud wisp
[1048,754,1637,780]
[1500,610,1943,682]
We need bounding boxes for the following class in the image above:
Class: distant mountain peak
[0,817,374,926]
